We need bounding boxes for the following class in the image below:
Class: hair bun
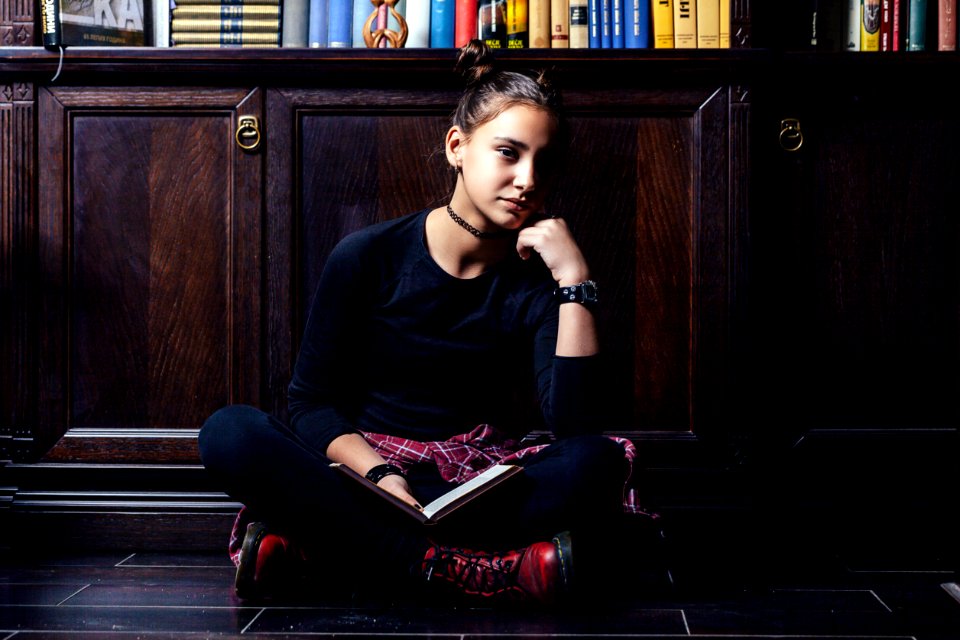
[454,39,497,87]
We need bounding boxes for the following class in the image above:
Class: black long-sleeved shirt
[287,209,602,456]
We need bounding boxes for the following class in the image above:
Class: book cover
[672,0,695,47]
[624,0,648,47]
[905,0,926,49]
[59,0,146,45]
[282,0,308,45]
[308,0,328,46]
[431,0,456,46]
[478,0,506,46]
[528,0,551,45]
[938,0,956,49]
[171,17,280,31]
[328,0,352,46]
[403,0,432,49]
[611,0,622,45]
[861,0,881,49]
[40,0,62,47]
[507,0,527,46]
[455,0,479,45]
[173,4,280,18]
[718,0,728,46]
[846,0,861,49]
[651,0,673,47]
[550,0,568,45]
[332,463,524,525]
[569,0,588,46]
[696,0,718,47]
[170,0,279,4]
[154,0,169,46]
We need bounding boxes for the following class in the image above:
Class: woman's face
[450,104,560,233]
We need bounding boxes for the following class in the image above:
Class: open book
[331,462,523,525]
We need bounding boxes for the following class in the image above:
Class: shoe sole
[235,521,268,600]
[552,530,574,593]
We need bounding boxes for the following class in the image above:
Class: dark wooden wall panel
[36,86,263,459]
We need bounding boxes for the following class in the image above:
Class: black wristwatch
[554,280,598,307]
[364,463,405,484]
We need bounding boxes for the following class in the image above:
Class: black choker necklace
[446,205,512,239]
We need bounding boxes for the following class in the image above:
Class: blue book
[430,0,455,46]
[600,0,611,46]
[308,0,329,46]
[611,0,623,47]
[327,0,353,46]
[588,0,601,47]
[624,0,649,47]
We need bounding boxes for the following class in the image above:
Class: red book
[881,0,893,49]
[939,0,957,50]
[456,0,480,45]
[892,0,901,49]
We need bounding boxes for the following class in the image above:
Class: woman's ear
[445,126,465,170]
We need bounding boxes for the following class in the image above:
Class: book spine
[879,0,892,49]
[405,0,430,46]
[623,0,644,47]
[892,0,901,49]
[611,0,623,45]
[673,0,695,47]
[569,0,588,46]
[328,0,353,46]
[906,0,926,49]
[308,0,328,46]
[171,0,281,4]
[173,5,281,18]
[696,0,718,47]
[846,0,861,49]
[718,0,728,46]
[171,30,281,42]
[652,0,673,48]
[478,0,506,46]
[455,0,479,45]
[600,0,611,46]
[861,0,880,49]
[431,0,456,46]
[39,0,62,48]
[507,0,528,46]
[939,0,956,49]
[551,0,569,45]
[528,0,551,45]
[281,0,308,46]
[171,18,281,32]
[588,0,601,46]
[155,0,171,46]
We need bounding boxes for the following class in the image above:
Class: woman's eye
[498,147,518,160]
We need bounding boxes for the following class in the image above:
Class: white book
[155,0,170,46]
[283,0,310,46]
[405,0,431,46]
[846,0,862,50]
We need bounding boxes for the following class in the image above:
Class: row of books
[39,0,732,48]
[799,0,956,52]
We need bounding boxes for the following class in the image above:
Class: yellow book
[718,0,729,47]
[696,0,718,47]
[171,17,280,32]
[507,0,528,47]
[860,0,881,50]
[171,5,281,18]
[673,0,696,47]
[528,0,551,46]
[550,0,569,46]
[652,0,673,48]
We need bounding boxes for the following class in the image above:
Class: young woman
[199,40,639,606]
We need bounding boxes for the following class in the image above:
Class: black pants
[199,404,629,588]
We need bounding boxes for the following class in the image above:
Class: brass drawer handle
[779,118,803,152]
[236,116,261,151]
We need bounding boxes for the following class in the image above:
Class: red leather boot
[421,531,573,605]
[234,522,309,600]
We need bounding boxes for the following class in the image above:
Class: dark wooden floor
[0,541,957,639]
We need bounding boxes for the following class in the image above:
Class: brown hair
[452,40,567,146]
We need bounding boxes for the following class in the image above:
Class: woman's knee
[198,404,270,467]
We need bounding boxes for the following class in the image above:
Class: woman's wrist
[364,463,405,484]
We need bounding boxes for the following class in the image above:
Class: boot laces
[431,546,523,596]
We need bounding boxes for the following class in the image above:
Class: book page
[421,464,519,520]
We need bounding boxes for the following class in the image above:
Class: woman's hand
[377,474,423,511]
[516,217,590,285]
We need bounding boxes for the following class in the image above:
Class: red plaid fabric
[228,425,652,567]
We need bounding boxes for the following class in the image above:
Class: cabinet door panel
[268,86,739,438]
[37,87,263,461]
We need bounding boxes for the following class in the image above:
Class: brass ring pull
[236,115,261,152]
[779,118,803,152]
